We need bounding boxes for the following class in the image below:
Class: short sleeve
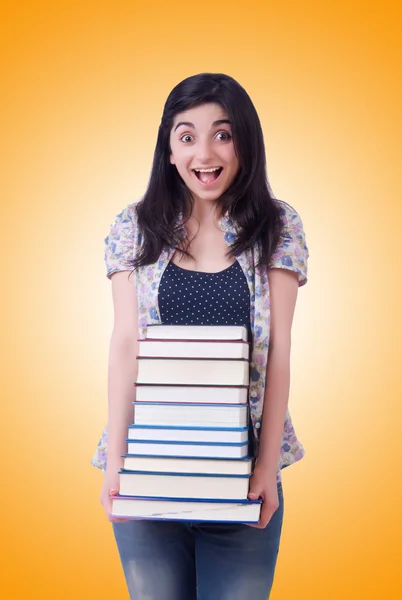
[104,203,138,279]
[268,201,309,287]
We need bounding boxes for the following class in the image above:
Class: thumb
[107,487,130,522]
[248,480,263,501]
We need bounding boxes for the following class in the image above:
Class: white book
[135,385,248,404]
[126,440,249,459]
[112,496,261,523]
[122,455,253,476]
[127,425,250,444]
[133,402,248,427]
[136,358,249,386]
[119,470,250,500]
[145,324,248,341]
[138,339,249,359]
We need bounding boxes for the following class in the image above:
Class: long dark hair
[133,72,283,269]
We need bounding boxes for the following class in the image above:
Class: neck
[184,197,224,226]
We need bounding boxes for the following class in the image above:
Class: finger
[259,503,273,528]
[105,489,122,521]
[247,489,262,501]
[248,503,272,529]
[108,514,131,523]
[248,493,259,500]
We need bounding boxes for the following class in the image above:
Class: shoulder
[104,201,140,279]
[274,199,305,231]
[109,201,139,231]
[106,201,141,244]
[269,199,309,287]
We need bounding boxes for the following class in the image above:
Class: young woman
[92,72,309,600]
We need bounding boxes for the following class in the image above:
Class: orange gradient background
[1,1,401,598]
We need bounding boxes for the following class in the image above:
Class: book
[125,439,249,459]
[122,454,253,475]
[136,358,249,386]
[138,339,249,359]
[111,496,261,523]
[127,425,250,444]
[145,324,248,341]
[133,402,248,427]
[118,469,250,500]
[134,384,248,404]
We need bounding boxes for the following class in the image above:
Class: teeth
[194,167,221,173]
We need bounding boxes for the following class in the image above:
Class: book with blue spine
[122,454,253,475]
[111,495,262,523]
[118,469,251,500]
[127,424,250,444]
[126,438,249,458]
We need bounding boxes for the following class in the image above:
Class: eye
[180,134,194,143]
[215,131,232,141]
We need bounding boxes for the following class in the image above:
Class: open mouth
[193,167,223,185]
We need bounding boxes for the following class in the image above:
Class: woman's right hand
[100,467,130,523]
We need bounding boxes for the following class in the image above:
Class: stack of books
[111,324,261,523]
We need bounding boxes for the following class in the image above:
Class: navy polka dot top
[158,260,252,343]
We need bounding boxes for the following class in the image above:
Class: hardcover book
[138,338,250,359]
[122,454,253,475]
[118,469,250,501]
[136,357,249,386]
[125,439,249,459]
[127,425,250,444]
[111,495,261,523]
[145,324,248,341]
[134,384,248,404]
[132,402,249,427]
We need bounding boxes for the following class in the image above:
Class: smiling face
[169,102,240,206]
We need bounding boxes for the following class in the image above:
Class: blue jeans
[112,481,284,600]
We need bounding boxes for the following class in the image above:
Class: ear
[169,152,175,165]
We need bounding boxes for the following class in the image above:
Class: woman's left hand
[247,463,280,529]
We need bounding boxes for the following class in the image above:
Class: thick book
[136,358,249,386]
[145,324,248,341]
[134,384,248,404]
[111,496,261,523]
[133,402,248,427]
[122,454,253,475]
[125,439,249,459]
[138,339,250,359]
[118,469,250,500]
[127,425,250,444]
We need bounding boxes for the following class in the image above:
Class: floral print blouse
[91,200,309,484]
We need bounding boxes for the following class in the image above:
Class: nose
[195,137,214,164]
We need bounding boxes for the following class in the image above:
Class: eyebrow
[173,119,231,132]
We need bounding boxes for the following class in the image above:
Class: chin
[188,181,231,201]
[191,189,222,203]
